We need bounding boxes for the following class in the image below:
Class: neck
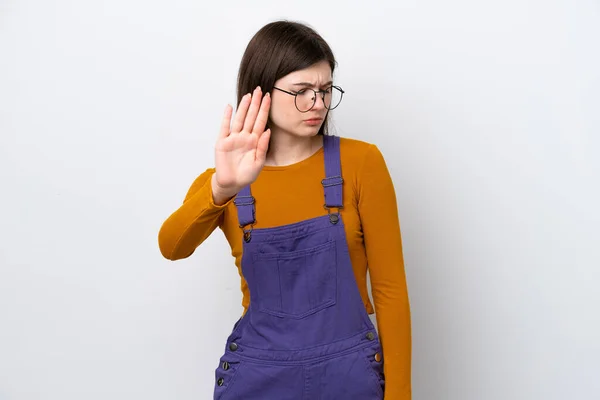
[265,131,323,167]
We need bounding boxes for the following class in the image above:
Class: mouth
[303,118,323,123]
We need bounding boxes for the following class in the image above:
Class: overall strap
[233,185,255,242]
[234,134,343,239]
[322,134,343,209]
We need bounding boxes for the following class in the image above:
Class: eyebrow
[291,81,333,88]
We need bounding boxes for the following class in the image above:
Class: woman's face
[269,60,332,138]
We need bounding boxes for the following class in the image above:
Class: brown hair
[236,20,337,136]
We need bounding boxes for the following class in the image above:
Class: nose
[312,92,326,110]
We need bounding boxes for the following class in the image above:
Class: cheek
[269,103,299,126]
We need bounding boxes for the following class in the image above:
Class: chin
[302,123,324,133]
[298,128,321,137]
[283,127,320,138]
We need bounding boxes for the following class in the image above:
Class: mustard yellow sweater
[158,137,411,399]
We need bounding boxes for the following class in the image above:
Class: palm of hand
[213,86,272,193]
[215,132,261,188]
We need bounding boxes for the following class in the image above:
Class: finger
[252,92,271,135]
[218,104,233,140]
[242,87,262,133]
[255,128,271,163]
[231,93,251,133]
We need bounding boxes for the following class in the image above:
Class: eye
[296,88,308,95]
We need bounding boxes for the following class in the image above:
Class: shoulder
[339,136,376,157]
[338,136,385,168]
[339,136,374,152]
[336,136,392,187]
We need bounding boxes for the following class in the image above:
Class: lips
[304,118,323,122]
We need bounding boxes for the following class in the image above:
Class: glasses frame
[272,85,345,113]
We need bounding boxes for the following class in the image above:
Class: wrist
[211,173,239,205]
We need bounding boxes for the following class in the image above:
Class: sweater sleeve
[158,168,234,260]
[357,144,412,399]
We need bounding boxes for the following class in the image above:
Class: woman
[158,20,411,399]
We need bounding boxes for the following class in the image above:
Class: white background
[1,1,599,399]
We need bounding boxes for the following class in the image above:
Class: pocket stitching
[254,241,337,319]
[253,240,335,260]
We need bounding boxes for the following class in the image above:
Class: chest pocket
[252,240,337,319]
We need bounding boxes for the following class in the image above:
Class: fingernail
[265,92,270,97]
[256,86,261,91]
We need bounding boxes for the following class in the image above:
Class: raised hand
[211,86,271,204]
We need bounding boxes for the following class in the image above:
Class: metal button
[374,352,382,362]
[229,342,238,351]
[217,377,224,386]
[366,332,375,341]
[222,361,230,370]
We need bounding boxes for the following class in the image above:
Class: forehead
[278,60,332,84]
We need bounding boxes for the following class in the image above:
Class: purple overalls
[213,135,385,399]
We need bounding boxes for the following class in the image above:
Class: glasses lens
[325,87,343,110]
[295,89,316,112]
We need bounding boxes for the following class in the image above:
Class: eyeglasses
[272,85,345,113]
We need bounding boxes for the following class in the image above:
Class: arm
[158,87,271,261]
[358,144,412,399]
[157,168,234,260]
